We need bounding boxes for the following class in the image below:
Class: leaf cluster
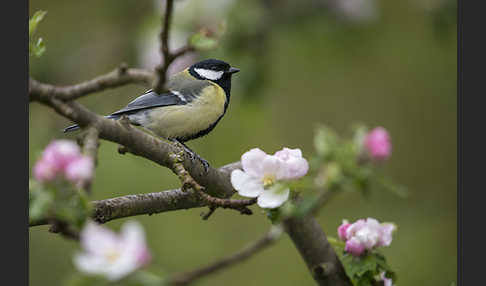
[29,10,47,57]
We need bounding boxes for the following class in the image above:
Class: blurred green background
[29,0,457,285]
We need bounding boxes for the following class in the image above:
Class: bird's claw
[190,151,210,173]
[172,139,210,173]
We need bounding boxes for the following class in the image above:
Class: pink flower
[43,140,82,169]
[337,220,351,241]
[33,157,58,183]
[231,147,309,209]
[65,156,94,185]
[74,221,151,281]
[274,148,309,179]
[364,127,391,161]
[338,217,396,257]
[345,237,366,256]
[32,140,94,186]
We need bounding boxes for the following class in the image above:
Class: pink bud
[337,220,351,241]
[345,237,366,256]
[65,156,94,185]
[364,127,391,161]
[43,140,82,169]
[33,158,58,183]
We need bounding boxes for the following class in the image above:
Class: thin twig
[47,220,80,240]
[168,226,283,286]
[79,126,100,193]
[170,152,256,215]
[153,0,175,93]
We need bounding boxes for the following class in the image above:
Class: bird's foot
[171,139,210,173]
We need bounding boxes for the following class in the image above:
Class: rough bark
[284,215,352,286]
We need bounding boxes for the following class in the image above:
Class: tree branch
[29,162,242,227]
[79,126,99,193]
[168,226,283,286]
[170,151,256,215]
[153,0,175,93]
[29,65,153,102]
[283,215,352,286]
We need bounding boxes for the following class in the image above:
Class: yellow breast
[146,83,226,140]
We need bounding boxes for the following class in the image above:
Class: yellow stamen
[263,174,276,188]
[106,250,120,262]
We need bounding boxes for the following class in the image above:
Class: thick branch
[29,66,153,101]
[168,226,283,286]
[30,162,242,226]
[283,215,352,286]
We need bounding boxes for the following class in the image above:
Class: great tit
[64,59,240,169]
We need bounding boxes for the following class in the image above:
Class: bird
[64,59,240,170]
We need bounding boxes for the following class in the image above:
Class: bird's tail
[63,115,120,133]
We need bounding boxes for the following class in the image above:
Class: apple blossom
[337,220,351,241]
[43,140,82,169]
[74,220,151,281]
[32,140,94,186]
[364,127,391,161]
[274,148,309,179]
[344,237,366,256]
[231,147,309,209]
[338,217,396,257]
[65,156,94,185]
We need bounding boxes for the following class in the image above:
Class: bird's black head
[188,59,240,95]
[189,59,239,80]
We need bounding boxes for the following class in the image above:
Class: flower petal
[261,155,282,176]
[231,170,264,198]
[241,148,267,178]
[377,223,396,247]
[274,147,302,159]
[73,253,107,275]
[80,221,119,255]
[257,186,289,209]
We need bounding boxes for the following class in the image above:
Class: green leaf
[29,187,53,221]
[339,251,396,286]
[29,10,47,38]
[29,10,47,57]
[33,37,46,57]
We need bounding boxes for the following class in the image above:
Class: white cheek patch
[194,68,224,80]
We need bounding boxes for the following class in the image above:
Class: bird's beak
[228,67,240,74]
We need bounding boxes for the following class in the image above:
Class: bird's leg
[170,139,210,172]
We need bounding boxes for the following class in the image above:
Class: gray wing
[110,71,213,116]
[110,90,184,116]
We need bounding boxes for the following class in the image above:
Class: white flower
[230,147,308,209]
[74,221,151,281]
[274,147,309,179]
